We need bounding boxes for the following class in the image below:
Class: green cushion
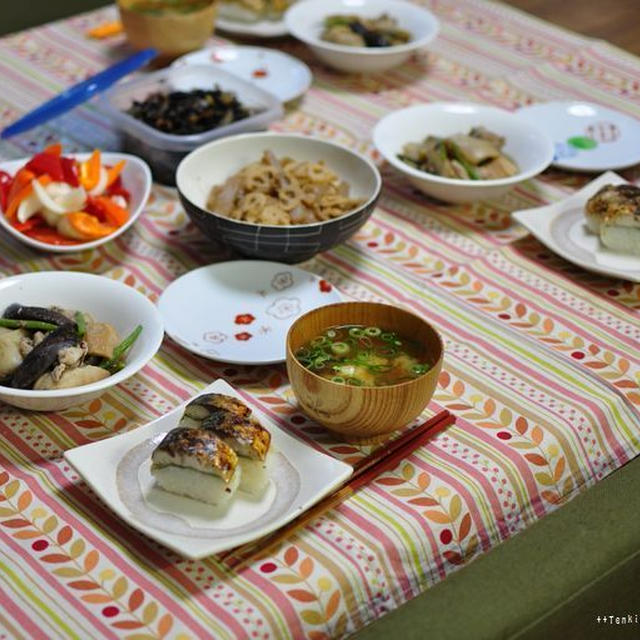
[356,457,640,639]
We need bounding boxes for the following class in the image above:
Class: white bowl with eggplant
[373,102,555,203]
[0,272,164,411]
[285,0,439,74]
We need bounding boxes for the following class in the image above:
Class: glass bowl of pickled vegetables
[0,144,152,252]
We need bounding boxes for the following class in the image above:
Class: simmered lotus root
[207,150,364,226]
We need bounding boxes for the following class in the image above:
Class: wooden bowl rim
[286,301,444,390]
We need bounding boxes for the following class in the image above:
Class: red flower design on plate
[252,68,268,78]
[319,279,333,293]
[235,332,253,341]
[235,313,255,325]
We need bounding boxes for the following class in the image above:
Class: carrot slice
[63,212,116,240]
[43,142,62,156]
[79,150,101,190]
[105,160,126,188]
[87,21,123,39]
[5,175,52,222]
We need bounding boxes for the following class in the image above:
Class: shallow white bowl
[0,272,164,411]
[0,152,151,253]
[373,102,555,203]
[285,0,439,74]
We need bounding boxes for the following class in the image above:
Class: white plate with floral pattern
[158,261,342,364]
[173,46,312,103]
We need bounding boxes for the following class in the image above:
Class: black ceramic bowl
[176,133,382,263]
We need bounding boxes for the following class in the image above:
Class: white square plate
[65,379,353,560]
[513,171,640,283]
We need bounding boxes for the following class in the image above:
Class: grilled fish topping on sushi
[151,427,238,483]
[180,393,271,461]
[150,427,242,505]
[585,183,640,234]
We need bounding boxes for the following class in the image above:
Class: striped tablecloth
[1,1,640,638]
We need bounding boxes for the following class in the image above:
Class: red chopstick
[219,410,455,571]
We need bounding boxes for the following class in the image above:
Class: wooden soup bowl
[118,0,218,61]
[286,302,444,443]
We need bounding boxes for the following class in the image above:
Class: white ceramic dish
[215,15,289,38]
[173,45,313,103]
[0,272,164,411]
[516,101,640,172]
[65,378,353,559]
[285,0,439,74]
[176,132,382,263]
[373,102,555,203]
[0,152,151,253]
[158,261,342,364]
[513,171,640,282]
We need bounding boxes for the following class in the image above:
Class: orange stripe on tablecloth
[0,445,242,639]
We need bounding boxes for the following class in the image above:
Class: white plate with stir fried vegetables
[373,102,554,203]
[0,272,164,411]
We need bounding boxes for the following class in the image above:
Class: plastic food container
[99,64,283,185]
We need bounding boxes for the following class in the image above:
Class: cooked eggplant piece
[469,126,506,149]
[3,304,74,328]
[7,324,77,389]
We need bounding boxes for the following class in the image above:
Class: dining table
[0,1,639,638]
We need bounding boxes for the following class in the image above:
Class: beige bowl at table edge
[118,0,218,61]
[286,302,444,443]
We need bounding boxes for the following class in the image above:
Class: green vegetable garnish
[74,311,86,338]
[0,318,57,332]
[101,325,143,373]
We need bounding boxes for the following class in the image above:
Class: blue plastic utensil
[1,48,157,139]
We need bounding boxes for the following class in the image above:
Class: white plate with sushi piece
[173,46,312,103]
[64,379,352,560]
[513,171,640,282]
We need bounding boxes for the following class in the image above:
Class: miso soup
[295,324,431,387]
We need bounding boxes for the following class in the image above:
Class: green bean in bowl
[398,127,519,181]
[0,303,142,390]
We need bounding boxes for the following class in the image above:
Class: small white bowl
[373,102,555,203]
[285,0,439,74]
[0,272,164,411]
[0,152,151,253]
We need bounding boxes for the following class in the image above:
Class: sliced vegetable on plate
[0,144,132,246]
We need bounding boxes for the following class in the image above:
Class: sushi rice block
[151,427,241,505]
[180,393,273,496]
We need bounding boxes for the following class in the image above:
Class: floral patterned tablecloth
[1,1,640,638]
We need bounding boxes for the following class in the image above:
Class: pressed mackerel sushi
[179,393,272,496]
[151,427,241,505]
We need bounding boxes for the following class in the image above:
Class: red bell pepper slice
[61,156,80,187]
[26,152,65,182]
[23,226,81,246]
[0,171,13,210]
